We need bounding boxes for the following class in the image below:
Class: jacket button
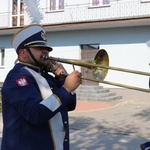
[64,139,68,142]
[64,121,67,124]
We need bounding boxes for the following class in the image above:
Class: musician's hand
[53,63,68,77]
[63,70,82,93]
[47,60,67,78]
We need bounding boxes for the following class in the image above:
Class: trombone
[43,49,150,93]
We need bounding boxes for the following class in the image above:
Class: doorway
[80,44,99,85]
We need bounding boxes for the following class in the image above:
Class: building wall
[1,25,149,89]
[1,0,150,28]
[46,26,150,89]
[0,0,9,12]
[0,0,150,88]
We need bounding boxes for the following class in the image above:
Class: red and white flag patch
[16,76,29,87]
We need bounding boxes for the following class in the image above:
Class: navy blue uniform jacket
[1,63,76,150]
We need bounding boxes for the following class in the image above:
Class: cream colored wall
[101,44,150,89]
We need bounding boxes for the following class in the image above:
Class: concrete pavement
[69,89,150,150]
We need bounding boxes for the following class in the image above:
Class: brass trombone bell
[93,49,109,81]
[44,49,150,93]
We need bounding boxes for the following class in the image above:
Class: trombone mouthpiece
[43,55,49,60]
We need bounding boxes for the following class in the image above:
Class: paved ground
[69,89,150,150]
[0,89,150,150]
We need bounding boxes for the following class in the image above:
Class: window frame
[48,0,64,12]
[0,48,5,68]
[11,0,24,27]
[90,0,110,7]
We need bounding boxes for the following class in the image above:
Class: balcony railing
[0,0,150,28]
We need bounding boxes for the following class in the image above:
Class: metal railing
[0,0,150,28]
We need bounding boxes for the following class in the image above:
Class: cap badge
[41,31,46,41]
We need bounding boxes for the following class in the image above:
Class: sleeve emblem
[16,76,29,87]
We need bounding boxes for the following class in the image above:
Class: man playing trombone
[1,24,82,150]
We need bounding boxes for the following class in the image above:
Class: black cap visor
[25,42,53,52]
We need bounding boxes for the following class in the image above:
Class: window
[103,0,109,5]
[12,0,24,26]
[92,0,110,6]
[12,0,17,26]
[0,48,5,67]
[80,44,99,50]
[50,0,56,10]
[20,0,24,26]
[59,0,64,9]
[50,0,64,11]
[92,0,99,6]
